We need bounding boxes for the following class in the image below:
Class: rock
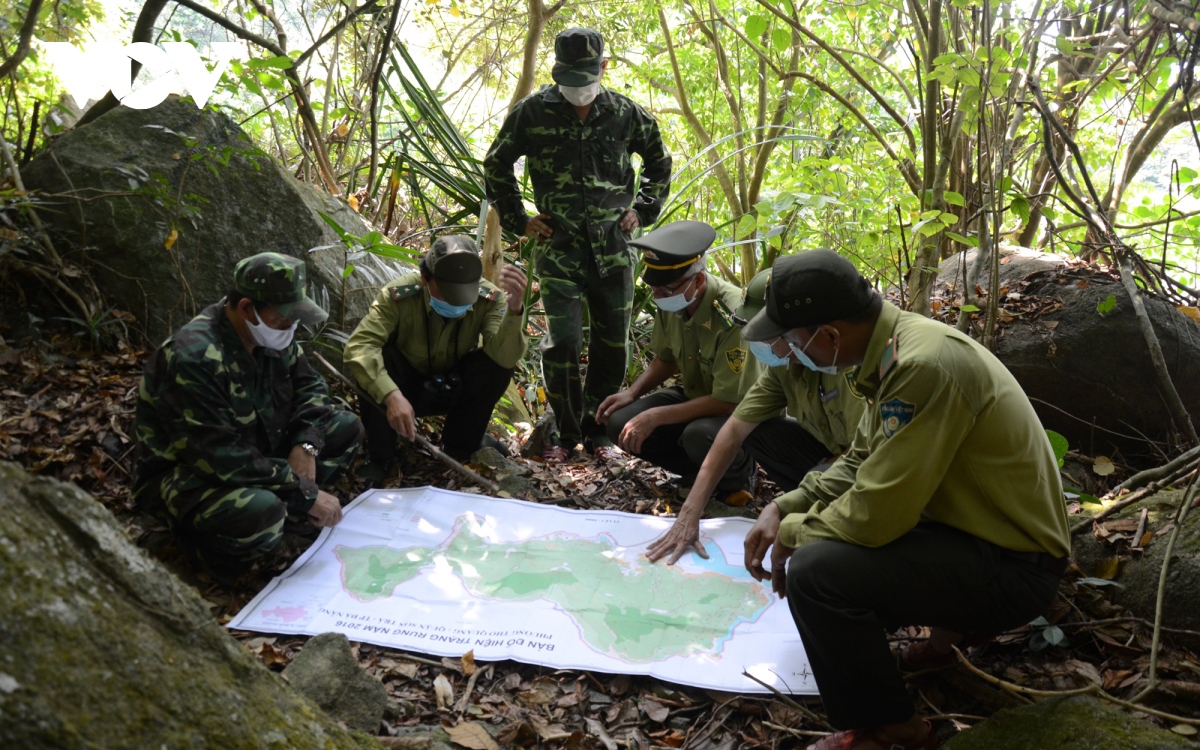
[470,446,535,497]
[21,96,403,346]
[0,460,380,750]
[521,410,559,459]
[942,695,1189,749]
[1110,490,1200,629]
[283,632,388,734]
[937,247,1200,459]
[703,497,756,520]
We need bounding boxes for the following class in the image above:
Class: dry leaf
[1093,456,1115,476]
[1093,556,1120,580]
[503,672,522,691]
[434,673,455,711]
[585,717,619,750]
[379,658,419,680]
[461,649,476,676]
[639,697,670,723]
[164,227,178,250]
[446,721,500,750]
[1062,659,1103,687]
[1177,306,1200,323]
[1171,724,1198,736]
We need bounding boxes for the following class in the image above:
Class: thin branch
[0,0,46,79]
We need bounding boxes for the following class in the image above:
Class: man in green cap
[134,252,363,584]
[736,249,1070,750]
[646,266,869,565]
[345,236,528,481]
[483,27,672,462]
[597,220,762,504]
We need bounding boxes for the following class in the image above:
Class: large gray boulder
[22,96,403,346]
[942,695,1189,749]
[284,632,387,734]
[938,247,1200,459]
[0,460,380,749]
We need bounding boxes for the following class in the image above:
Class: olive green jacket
[733,366,868,455]
[775,302,1070,558]
[345,272,527,405]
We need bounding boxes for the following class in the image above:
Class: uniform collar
[852,301,901,400]
[680,277,718,329]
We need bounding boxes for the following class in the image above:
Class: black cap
[630,220,716,286]
[425,236,483,306]
[552,28,605,86]
[741,249,875,341]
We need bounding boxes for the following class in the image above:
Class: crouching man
[741,249,1070,750]
[133,253,363,584]
[346,236,528,483]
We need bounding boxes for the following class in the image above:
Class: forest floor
[2,331,1200,749]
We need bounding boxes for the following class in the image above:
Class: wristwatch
[299,442,319,457]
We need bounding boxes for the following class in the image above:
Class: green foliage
[1097,294,1117,315]
[1046,429,1069,468]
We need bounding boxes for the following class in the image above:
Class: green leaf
[959,304,980,312]
[1097,293,1116,315]
[1046,429,1068,467]
[363,230,383,247]
[1179,166,1198,183]
[944,190,966,207]
[317,211,348,240]
[745,15,769,39]
[1077,493,1102,505]
[1011,194,1030,223]
[772,27,791,52]
[263,54,294,69]
[1055,35,1074,55]
[955,67,981,87]
[939,211,959,224]
[920,209,943,221]
[736,213,757,237]
[945,231,978,247]
[342,264,355,279]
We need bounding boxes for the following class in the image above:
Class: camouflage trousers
[143,410,362,574]
[539,258,633,448]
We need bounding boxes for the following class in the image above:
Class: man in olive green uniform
[483,28,672,460]
[647,268,868,565]
[134,253,362,583]
[739,250,1070,750]
[597,221,762,503]
[346,236,528,477]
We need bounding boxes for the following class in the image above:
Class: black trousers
[785,523,1063,729]
[362,347,513,461]
[742,416,834,492]
[605,386,752,495]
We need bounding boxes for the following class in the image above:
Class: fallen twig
[740,670,832,730]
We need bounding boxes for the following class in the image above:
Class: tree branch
[0,0,46,80]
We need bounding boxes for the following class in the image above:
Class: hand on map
[288,444,317,482]
[309,490,343,528]
[646,508,710,565]
[744,502,782,587]
[384,390,417,441]
[617,408,660,453]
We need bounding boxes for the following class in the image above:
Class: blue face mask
[789,331,840,375]
[430,296,472,319]
[749,339,792,368]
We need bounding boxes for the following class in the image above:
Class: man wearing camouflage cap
[345,236,528,482]
[134,252,363,584]
[646,266,869,565]
[737,249,1069,750]
[483,27,672,462]
[597,221,762,505]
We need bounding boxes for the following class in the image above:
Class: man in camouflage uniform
[483,27,672,461]
[133,253,362,583]
[345,236,528,480]
[597,221,762,503]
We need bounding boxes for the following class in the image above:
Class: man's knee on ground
[325,410,365,454]
[605,403,638,446]
[190,486,287,539]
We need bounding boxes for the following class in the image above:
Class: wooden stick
[740,671,832,730]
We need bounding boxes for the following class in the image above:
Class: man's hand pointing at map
[646,505,710,565]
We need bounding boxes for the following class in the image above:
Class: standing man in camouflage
[597,221,762,504]
[483,27,672,462]
[134,253,363,584]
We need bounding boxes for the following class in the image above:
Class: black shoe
[357,458,392,488]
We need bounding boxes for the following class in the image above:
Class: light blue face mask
[430,296,472,319]
[749,339,792,368]
[789,330,840,375]
[653,276,697,313]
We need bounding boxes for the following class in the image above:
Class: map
[229,487,816,694]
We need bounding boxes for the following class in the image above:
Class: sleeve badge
[725,347,748,374]
[880,398,915,438]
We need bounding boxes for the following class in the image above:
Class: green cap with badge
[424,235,483,306]
[742,249,875,341]
[233,252,328,326]
[552,28,605,86]
[630,220,715,287]
[734,268,771,323]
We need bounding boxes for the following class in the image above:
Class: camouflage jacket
[482,85,672,280]
[133,302,338,516]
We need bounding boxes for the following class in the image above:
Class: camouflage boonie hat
[233,252,328,326]
[552,28,605,86]
[734,268,771,323]
[425,235,483,306]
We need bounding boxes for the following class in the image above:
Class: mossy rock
[0,461,381,750]
[942,696,1190,749]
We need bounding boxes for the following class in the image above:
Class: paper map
[229,487,816,694]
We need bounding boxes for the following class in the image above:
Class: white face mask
[246,309,297,350]
[654,276,698,313]
[560,82,601,106]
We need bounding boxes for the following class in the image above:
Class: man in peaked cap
[483,27,672,463]
[134,252,363,585]
[646,266,869,565]
[597,220,762,504]
[735,249,1069,750]
[345,236,528,483]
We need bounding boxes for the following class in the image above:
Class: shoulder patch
[725,347,747,374]
[879,337,899,380]
[388,284,422,302]
[845,371,866,400]
[479,286,502,302]
[880,398,915,438]
[713,298,734,329]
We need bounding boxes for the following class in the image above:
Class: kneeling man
[598,220,761,504]
[134,253,363,583]
[741,249,1069,750]
[346,236,527,481]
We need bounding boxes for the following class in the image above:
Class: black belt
[1007,549,1069,576]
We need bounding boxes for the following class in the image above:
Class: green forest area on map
[333,518,772,663]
